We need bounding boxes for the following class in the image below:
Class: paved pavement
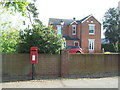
[1,77,119,88]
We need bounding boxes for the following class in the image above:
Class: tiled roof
[49,18,73,25]
[49,15,91,25]
[63,35,80,40]
[76,15,90,24]
[101,38,110,44]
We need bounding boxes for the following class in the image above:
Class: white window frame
[89,24,95,35]
[88,39,95,50]
[72,25,76,35]
[74,41,79,46]
[57,25,62,35]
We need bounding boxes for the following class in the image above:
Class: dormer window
[89,24,95,35]
[72,25,76,35]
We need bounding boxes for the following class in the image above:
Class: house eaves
[81,14,93,23]
[49,15,100,25]
[81,14,101,24]
[63,35,80,40]
[70,21,78,25]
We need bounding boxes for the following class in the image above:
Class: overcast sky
[34,0,120,38]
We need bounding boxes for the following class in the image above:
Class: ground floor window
[74,41,79,46]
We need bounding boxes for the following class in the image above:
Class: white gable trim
[70,21,78,25]
[81,15,101,24]
[81,14,93,23]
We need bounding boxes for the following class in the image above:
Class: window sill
[89,34,95,35]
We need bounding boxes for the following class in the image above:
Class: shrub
[17,24,65,54]
[102,43,120,53]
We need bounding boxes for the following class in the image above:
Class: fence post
[60,49,69,77]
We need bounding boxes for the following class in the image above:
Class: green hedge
[102,43,120,53]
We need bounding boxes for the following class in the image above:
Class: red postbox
[30,47,38,64]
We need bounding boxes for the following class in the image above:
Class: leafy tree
[0,1,39,53]
[2,1,65,54]
[0,29,20,53]
[0,7,22,53]
[3,2,29,16]
[103,8,120,52]
[0,6,23,30]
[26,3,40,26]
[17,24,65,54]
[3,1,39,24]
[3,1,38,18]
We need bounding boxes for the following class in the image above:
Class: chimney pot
[73,17,76,20]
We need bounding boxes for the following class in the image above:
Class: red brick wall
[68,23,79,38]
[81,16,101,53]
[52,25,57,31]
[61,50,69,76]
[50,16,101,53]
[2,54,61,81]
[35,54,61,77]
[52,24,80,39]
[52,25,69,36]
[69,54,118,77]
[66,40,80,46]
[63,25,69,36]
[77,24,81,39]
[2,53,119,81]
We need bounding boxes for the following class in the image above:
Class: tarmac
[1,76,119,88]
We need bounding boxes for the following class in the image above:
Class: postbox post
[32,64,35,80]
[30,47,38,80]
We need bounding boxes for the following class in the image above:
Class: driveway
[1,77,119,88]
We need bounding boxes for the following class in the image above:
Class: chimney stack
[73,17,76,21]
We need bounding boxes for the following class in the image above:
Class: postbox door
[30,53,38,64]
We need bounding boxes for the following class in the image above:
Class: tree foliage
[3,1,39,24]
[103,8,120,52]
[3,1,38,17]
[15,2,65,54]
[3,2,29,16]
[0,29,20,53]
[102,43,120,52]
[0,6,22,53]
[17,24,65,54]
[2,1,65,54]
[27,3,39,18]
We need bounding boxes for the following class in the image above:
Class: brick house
[49,15,101,53]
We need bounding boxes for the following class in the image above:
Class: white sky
[35,0,119,38]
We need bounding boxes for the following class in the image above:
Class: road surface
[1,77,119,88]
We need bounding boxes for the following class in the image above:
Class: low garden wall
[68,54,119,77]
[2,50,120,82]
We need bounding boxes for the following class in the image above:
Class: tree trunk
[112,42,119,53]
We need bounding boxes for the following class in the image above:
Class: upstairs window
[72,25,76,35]
[57,25,62,35]
[89,24,95,35]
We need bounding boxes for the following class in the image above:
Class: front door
[88,39,95,53]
